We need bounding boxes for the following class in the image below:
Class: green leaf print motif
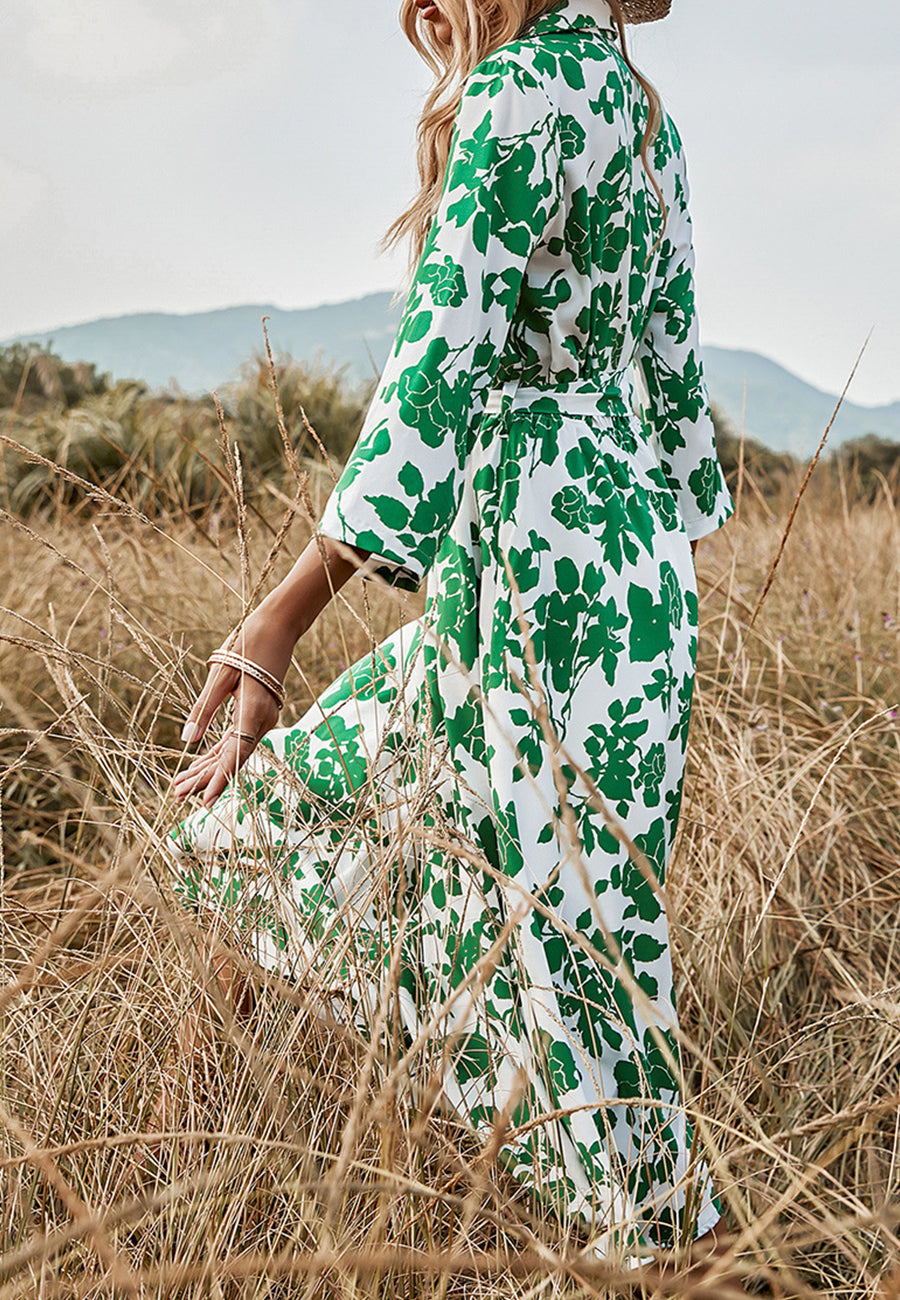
[584,698,649,815]
[627,583,672,663]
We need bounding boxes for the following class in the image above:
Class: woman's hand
[173,536,367,808]
[173,676,281,808]
[173,600,295,807]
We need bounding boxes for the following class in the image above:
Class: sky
[2,0,898,405]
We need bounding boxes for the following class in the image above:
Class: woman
[172,0,738,1276]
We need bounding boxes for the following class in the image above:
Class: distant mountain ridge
[5,294,898,458]
[700,346,900,458]
[4,295,403,397]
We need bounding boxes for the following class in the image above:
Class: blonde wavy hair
[384,0,665,282]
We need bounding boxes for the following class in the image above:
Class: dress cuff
[682,495,736,542]
[317,503,424,593]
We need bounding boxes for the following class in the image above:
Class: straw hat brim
[620,0,672,22]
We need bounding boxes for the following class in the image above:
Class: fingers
[174,677,281,807]
[172,734,230,798]
[181,664,240,745]
[197,747,244,809]
[173,733,257,806]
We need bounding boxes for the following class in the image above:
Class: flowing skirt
[170,390,723,1258]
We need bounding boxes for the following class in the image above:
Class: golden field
[0,349,899,1298]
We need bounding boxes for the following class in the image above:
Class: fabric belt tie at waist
[484,373,631,417]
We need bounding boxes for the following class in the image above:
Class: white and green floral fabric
[172,0,734,1259]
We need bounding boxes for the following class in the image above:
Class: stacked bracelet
[208,650,287,710]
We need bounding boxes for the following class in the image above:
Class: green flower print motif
[688,456,724,517]
[645,484,681,533]
[537,1028,581,1097]
[626,817,669,913]
[658,561,684,628]
[420,255,468,307]
[636,742,667,806]
[557,112,586,160]
[550,483,592,532]
[391,337,467,450]
[602,221,629,275]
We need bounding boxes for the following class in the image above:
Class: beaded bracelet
[207,650,286,710]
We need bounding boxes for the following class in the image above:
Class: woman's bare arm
[174,536,367,806]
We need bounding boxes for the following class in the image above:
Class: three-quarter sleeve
[318,58,564,590]
[636,149,735,543]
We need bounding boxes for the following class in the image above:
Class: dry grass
[0,403,899,1300]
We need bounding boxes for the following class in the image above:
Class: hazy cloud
[0,158,51,235]
[7,0,276,89]
[657,0,900,68]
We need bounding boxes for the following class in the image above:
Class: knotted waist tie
[364,373,642,591]
[484,370,633,418]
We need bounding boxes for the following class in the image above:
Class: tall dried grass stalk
[0,370,898,1298]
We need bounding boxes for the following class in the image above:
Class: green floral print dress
[171,0,734,1260]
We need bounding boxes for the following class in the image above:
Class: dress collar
[526,0,618,38]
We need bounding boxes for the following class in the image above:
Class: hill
[3,295,404,396]
[702,346,900,458]
[5,296,898,456]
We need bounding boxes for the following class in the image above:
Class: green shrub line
[2,342,897,519]
[0,343,375,517]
